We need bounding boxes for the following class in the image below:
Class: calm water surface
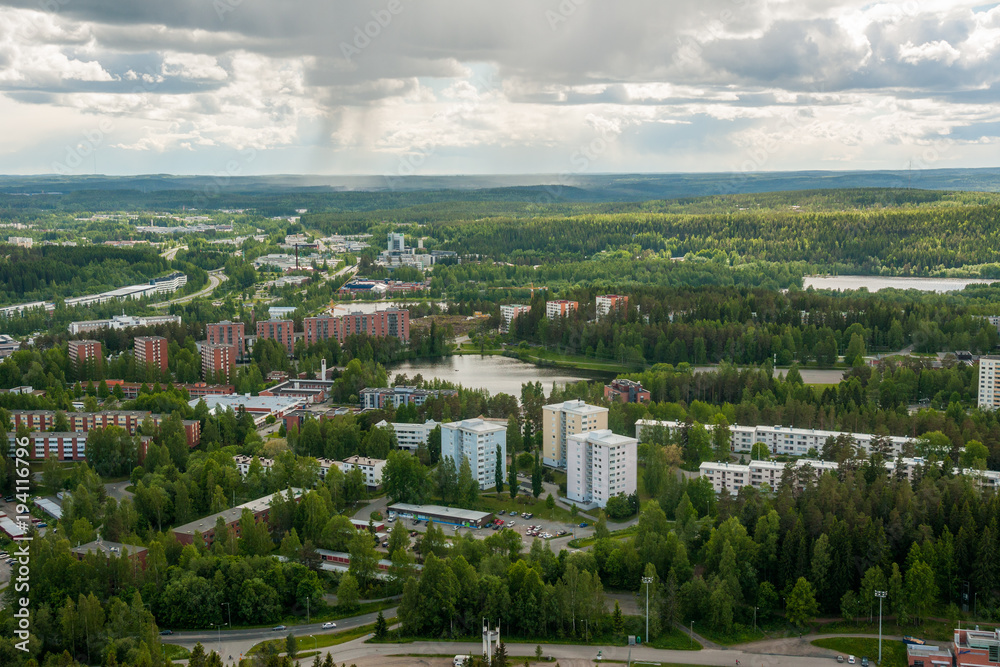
[804,275,996,293]
[390,355,614,396]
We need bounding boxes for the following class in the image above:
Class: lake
[389,355,614,397]
[804,275,997,293]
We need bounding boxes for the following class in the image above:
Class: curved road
[160,245,187,261]
[153,269,227,308]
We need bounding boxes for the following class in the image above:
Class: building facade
[256,319,296,354]
[68,340,103,373]
[604,378,650,403]
[360,386,457,410]
[378,419,439,451]
[566,429,637,508]
[172,489,304,546]
[596,294,629,319]
[9,410,199,447]
[978,356,1000,409]
[134,336,168,372]
[341,456,387,488]
[304,309,410,345]
[68,314,181,335]
[441,418,507,490]
[207,321,245,359]
[500,304,531,333]
[545,300,578,318]
[541,400,609,468]
[201,343,235,382]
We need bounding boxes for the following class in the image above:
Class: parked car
[381,540,388,548]
[37,523,47,528]
[836,657,844,663]
[322,622,337,629]
[273,625,287,632]
[523,513,533,519]
[861,658,869,667]
[848,656,855,664]
[410,531,418,537]
[579,522,588,528]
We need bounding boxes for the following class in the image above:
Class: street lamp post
[690,621,694,647]
[875,590,887,665]
[308,635,317,653]
[641,576,653,642]
[753,606,758,633]
[222,602,232,631]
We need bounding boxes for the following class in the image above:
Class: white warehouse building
[440,418,507,490]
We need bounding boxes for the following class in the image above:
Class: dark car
[579,522,588,528]
[861,658,869,667]
[159,629,173,636]
[272,625,286,631]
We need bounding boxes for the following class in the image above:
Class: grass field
[811,638,907,667]
[162,644,190,661]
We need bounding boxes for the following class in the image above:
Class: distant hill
[1,168,1000,214]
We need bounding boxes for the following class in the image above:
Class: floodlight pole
[875,590,887,665]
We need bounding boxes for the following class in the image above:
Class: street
[153,269,227,309]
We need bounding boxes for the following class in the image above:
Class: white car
[848,656,855,664]
[322,622,337,629]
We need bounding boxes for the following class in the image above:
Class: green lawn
[472,493,589,524]
[162,644,190,661]
[248,619,393,656]
[816,619,955,642]
[811,638,908,667]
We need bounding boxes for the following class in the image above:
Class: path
[153,269,227,308]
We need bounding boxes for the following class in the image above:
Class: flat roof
[35,498,63,519]
[441,418,506,434]
[173,488,303,536]
[388,503,492,522]
[544,399,608,415]
[0,516,26,538]
[190,394,304,414]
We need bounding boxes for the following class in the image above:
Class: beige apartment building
[542,399,608,468]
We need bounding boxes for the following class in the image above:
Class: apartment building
[7,431,153,463]
[635,419,913,457]
[699,457,942,494]
[440,418,507,490]
[376,419,439,451]
[566,429,637,508]
[207,321,245,359]
[68,314,182,335]
[9,410,200,448]
[545,300,578,318]
[305,310,410,345]
[360,386,457,410]
[134,336,168,372]
[201,343,235,382]
[542,399,608,468]
[256,319,296,354]
[978,356,1000,409]
[342,456,387,489]
[68,340,103,373]
[596,294,628,319]
[500,304,531,333]
[172,488,304,547]
[604,378,650,404]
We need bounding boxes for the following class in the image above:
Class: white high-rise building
[441,418,507,490]
[500,304,531,333]
[566,429,637,508]
[978,356,1000,409]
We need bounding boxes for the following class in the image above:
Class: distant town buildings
[978,356,1000,409]
[566,429,637,509]
[441,418,507,490]
[68,340,103,373]
[0,334,21,358]
[500,304,531,333]
[596,294,628,319]
[304,309,410,345]
[268,306,298,319]
[201,343,236,382]
[338,278,429,297]
[545,300,578,318]
[256,319,296,354]
[542,399,609,468]
[7,236,33,247]
[189,394,306,427]
[604,378,650,404]
[253,253,318,272]
[206,321,245,359]
[377,232,458,269]
[260,378,336,404]
[360,386,458,410]
[68,314,182,335]
[2,274,185,318]
[103,380,234,400]
[134,336,168,372]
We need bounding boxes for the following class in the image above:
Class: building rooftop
[544,399,608,415]
[173,488,303,536]
[189,394,305,414]
[569,429,635,446]
[388,503,493,523]
[344,456,386,466]
[442,418,507,433]
[72,539,147,558]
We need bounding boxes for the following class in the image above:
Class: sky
[0,0,999,177]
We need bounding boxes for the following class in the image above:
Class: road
[160,245,187,261]
[168,606,396,660]
[153,269,227,308]
[105,481,134,501]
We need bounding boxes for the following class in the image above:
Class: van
[454,655,473,666]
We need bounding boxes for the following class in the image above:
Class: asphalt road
[153,269,227,308]
[160,245,187,261]
[167,606,396,660]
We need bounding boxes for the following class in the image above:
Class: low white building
[377,419,438,451]
[440,418,507,490]
[635,419,913,457]
[342,456,386,488]
[699,457,942,494]
[566,429,637,509]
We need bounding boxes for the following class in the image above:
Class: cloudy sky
[1,0,999,176]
